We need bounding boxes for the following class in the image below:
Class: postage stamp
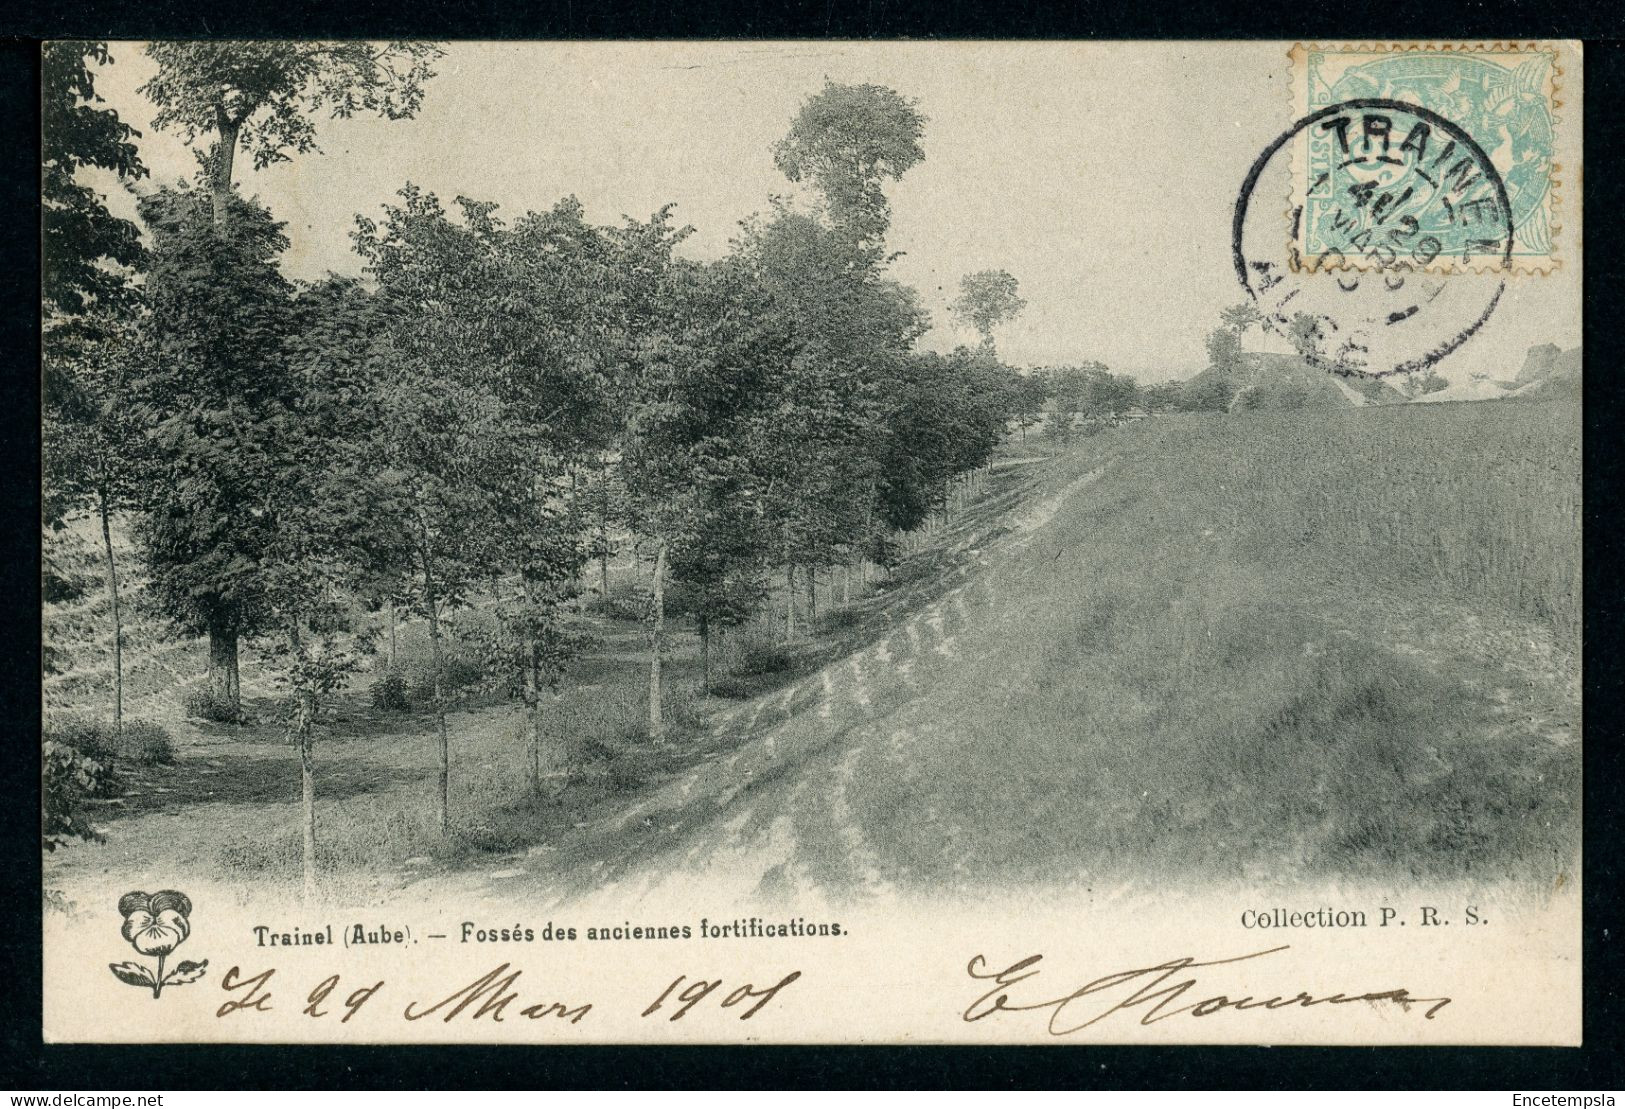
[1287,43,1565,274]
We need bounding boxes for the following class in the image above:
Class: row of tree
[42,42,1034,895]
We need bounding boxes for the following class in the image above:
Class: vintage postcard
[40,40,1582,1044]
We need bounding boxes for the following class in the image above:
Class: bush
[43,739,115,850]
[584,581,648,623]
[371,649,488,711]
[370,668,410,712]
[46,715,118,762]
[122,720,175,765]
[730,637,794,678]
[46,715,174,767]
[183,685,240,724]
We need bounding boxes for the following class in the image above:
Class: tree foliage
[131,189,298,667]
[42,42,148,315]
[142,41,441,222]
[774,80,926,247]
[951,269,1026,351]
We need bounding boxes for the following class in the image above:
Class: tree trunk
[526,642,542,796]
[780,562,793,640]
[386,603,397,669]
[599,519,611,601]
[418,541,450,836]
[210,113,240,228]
[648,540,667,739]
[207,622,240,720]
[97,490,122,739]
[699,612,711,697]
[843,564,852,605]
[807,567,817,624]
[297,693,317,906]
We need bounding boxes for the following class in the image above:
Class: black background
[1,0,1621,1090]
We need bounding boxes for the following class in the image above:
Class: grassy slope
[842,400,1579,892]
[42,399,1581,905]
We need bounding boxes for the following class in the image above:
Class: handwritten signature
[963,946,1451,1034]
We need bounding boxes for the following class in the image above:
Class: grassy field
[42,397,1581,904]
[842,398,1580,891]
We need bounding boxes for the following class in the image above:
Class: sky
[80,41,1581,384]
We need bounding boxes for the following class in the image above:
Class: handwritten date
[215,963,800,1027]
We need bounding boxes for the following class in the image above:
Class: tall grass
[1200,399,1580,648]
[841,400,1581,889]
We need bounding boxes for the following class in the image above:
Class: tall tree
[950,269,1026,353]
[260,276,402,900]
[355,186,596,826]
[43,310,145,736]
[602,209,734,735]
[132,41,441,709]
[141,41,441,226]
[42,41,149,735]
[481,198,614,793]
[774,80,926,248]
[132,188,297,721]
[734,207,927,631]
[661,260,791,696]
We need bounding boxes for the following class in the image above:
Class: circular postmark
[1233,98,1514,380]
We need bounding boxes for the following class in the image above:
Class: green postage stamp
[1288,43,1565,274]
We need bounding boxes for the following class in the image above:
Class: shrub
[182,686,240,724]
[370,668,410,712]
[584,582,648,623]
[371,648,488,711]
[43,740,115,850]
[45,715,174,767]
[121,720,175,765]
[730,637,794,678]
[46,715,118,762]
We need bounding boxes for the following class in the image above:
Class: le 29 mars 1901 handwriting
[214,963,802,1026]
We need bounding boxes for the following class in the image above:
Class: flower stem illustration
[109,890,208,999]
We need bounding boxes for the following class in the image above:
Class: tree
[42,41,147,314]
[1219,301,1263,337]
[355,186,548,830]
[774,80,926,248]
[43,310,146,737]
[256,278,392,899]
[661,262,789,696]
[950,269,1026,352]
[42,41,149,736]
[1142,381,1184,414]
[1205,324,1245,376]
[141,41,441,226]
[1181,372,1237,413]
[1010,373,1048,440]
[607,214,791,733]
[130,41,441,716]
[869,345,1015,534]
[131,188,298,721]
[734,206,927,624]
[479,198,614,792]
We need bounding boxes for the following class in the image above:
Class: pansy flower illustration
[109,890,208,998]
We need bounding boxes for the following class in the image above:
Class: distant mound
[1417,343,1581,404]
[1511,344,1581,399]
[1187,352,1407,412]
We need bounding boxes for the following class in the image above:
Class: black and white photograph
[38,39,1583,1045]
